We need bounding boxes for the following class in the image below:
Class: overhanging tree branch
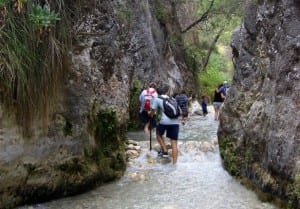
[202,27,224,71]
[181,0,214,34]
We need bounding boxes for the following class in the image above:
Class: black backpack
[159,96,181,118]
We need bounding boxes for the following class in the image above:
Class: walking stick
[149,119,152,151]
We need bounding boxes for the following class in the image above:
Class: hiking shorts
[156,124,179,140]
[213,102,223,109]
[139,110,150,123]
[139,111,156,127]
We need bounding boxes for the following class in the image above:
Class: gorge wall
[0,0,197,208]
[218,0,300,207]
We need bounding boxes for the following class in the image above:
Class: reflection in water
[18,107,278,209]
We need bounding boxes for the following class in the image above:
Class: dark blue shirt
[175,94,188,114]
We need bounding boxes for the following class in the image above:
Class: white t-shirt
[139,87,158,112]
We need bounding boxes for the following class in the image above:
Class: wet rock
[125,140,142,160]
[219,0,300,207]
[199,141,216,152]
[127,171,148,182]
[126,150,140,160]
[189,100,203,115]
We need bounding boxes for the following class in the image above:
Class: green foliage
[294,174,300,199]
[96,109,117,139]
[199,53,227,101]
[0,1,70,135]
[219,136,240,176]
[95,109,120,156]
[0,14,44,130]
[0,0,9,8]
[153,0,169,24]
[30,4,60,30]
[128,79,143,131]
[287,174,300,208]
[184,0,243,97]
[182,43,205,76]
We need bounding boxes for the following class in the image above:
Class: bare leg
[156,131,167,152]
[171,139,178,164]
[214,107,219,120]
[144,122,150,133]
[216,107,220,120]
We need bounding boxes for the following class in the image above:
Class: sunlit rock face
[0,0,197,208]
[218,0,300,207]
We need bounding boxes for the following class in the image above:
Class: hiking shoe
[158,150,168,157]
[162,151,169,157]
[158,150,163,157]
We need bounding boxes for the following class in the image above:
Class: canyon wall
[0,0,197,208]
[218,0,300,207]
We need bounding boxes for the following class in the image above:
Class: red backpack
[143,88,156,111]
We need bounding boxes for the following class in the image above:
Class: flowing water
[18,107,278,209]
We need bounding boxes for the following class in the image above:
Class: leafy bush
[95,109,121,155]
[128,80,143,131]
[30,4,60,32]
[0,0,10,8]
[199,53,227,102]
[0,1,67,135]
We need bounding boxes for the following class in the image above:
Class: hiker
[139,82,158,133]
[201,96,208,116]
[219,80,230,96]
[149,89,180,164]
[213,84,226,120]
[175,90,189,125]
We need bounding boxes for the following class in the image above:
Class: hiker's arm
[221,92,226,100]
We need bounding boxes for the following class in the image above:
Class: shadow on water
[18,107,280,209]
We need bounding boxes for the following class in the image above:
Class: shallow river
[18,107,278,209]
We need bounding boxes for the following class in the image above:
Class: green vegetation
[85,108,126,172]
[199,53,227,101]
[288,174,300,208]
[128,79,143,131]
[95,109,120,155]
[182,0,244,100]
[0,1,69,135]
[30,4,60,34]
[154,1,169,24]
[0,0,10,8]
[219,135,240,176]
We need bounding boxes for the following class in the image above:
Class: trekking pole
[149,119,152,151]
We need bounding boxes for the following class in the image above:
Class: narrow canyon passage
[18,107,278,209]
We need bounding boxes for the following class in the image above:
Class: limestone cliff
[218,0,300,207]
[0,0,197,208]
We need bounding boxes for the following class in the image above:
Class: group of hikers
[138,81,229,164]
